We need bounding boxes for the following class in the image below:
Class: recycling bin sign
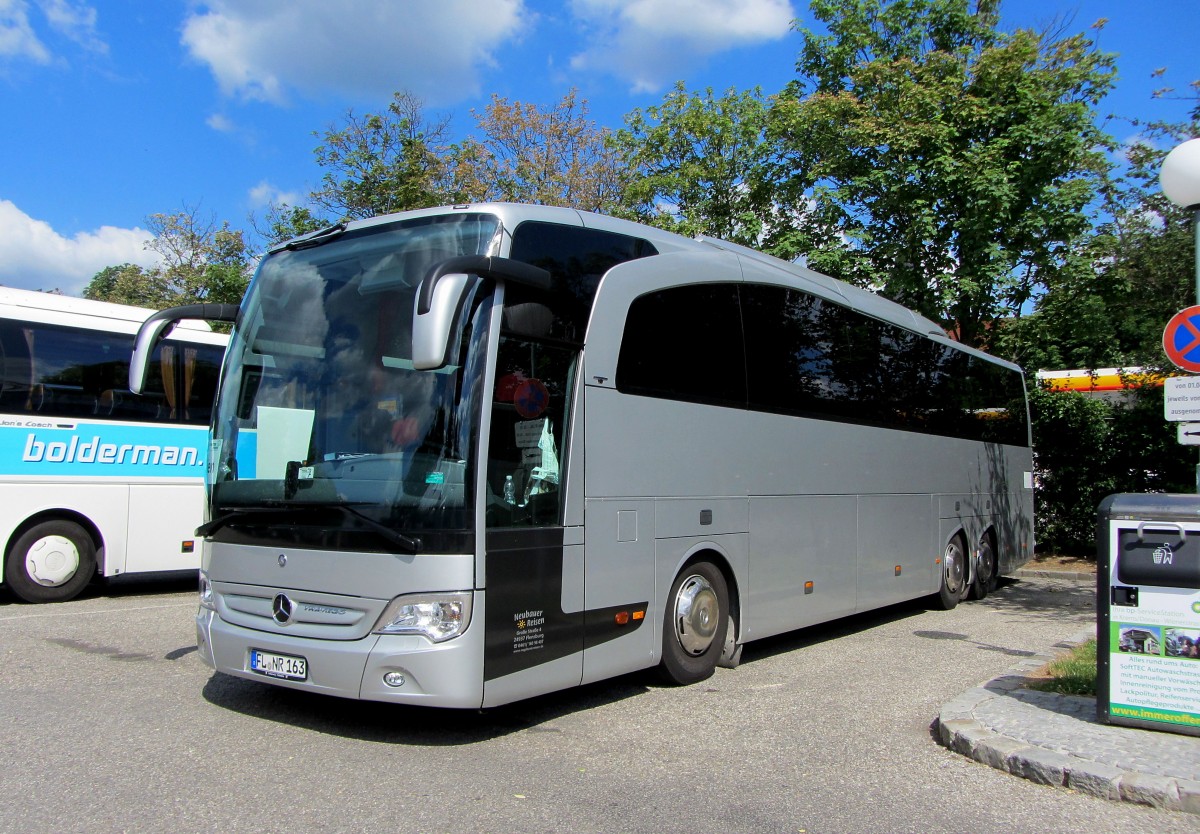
[1097,494,1200,736]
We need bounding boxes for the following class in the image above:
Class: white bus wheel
[6,521,96,603]
[937,535,967,611]
[659,561,729,686]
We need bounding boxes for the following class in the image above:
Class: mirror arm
[417,256,551,315]
[128,303,240,394]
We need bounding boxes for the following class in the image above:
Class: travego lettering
[21,433,201,467]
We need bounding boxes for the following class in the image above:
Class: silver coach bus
[131,204,1033,708]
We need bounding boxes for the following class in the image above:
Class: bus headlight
[198,570,214,611]
[372,592,472,642]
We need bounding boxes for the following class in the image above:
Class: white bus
[0,288,227,602]
[133,204,1034,707]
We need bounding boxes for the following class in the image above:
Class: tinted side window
[0,319,223,425]
[741,284,1029,445]
[616,284,746,408]
[963,355,1029,446]
[172,341,226,425]
[509,222,658,343]
[743,285,848,418]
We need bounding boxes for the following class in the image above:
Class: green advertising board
[1097,494,1200,736]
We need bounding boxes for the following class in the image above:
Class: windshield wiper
[196,506,294,537]
[268,222,347,254]
[325,503,422,554]
[197,504,421,554]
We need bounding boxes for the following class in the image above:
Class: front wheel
[659,561,729,685]
[5,520,96,603]
[936,535,968,611]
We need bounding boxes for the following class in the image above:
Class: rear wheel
[659,561,729,685]
[5,520,96,603]
[936,535,968,611]
[970,535,997,600]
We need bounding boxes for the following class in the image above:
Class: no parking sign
[1163,306,1200,373]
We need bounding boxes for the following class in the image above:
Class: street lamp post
[1161,138,1200,491]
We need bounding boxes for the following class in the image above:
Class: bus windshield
[207,213,500,551]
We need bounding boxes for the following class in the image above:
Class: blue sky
[0,0,1196,296]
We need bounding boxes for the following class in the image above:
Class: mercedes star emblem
[272,593,296,625]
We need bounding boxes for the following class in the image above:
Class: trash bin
[1096,493,1200,736]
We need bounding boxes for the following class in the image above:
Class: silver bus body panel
[580,246,1033,652]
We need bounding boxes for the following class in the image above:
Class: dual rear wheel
[937,532,997,611]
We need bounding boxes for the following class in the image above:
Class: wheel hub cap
[674,574,719,656]
[944,543,965,596]
[25,535,80,587]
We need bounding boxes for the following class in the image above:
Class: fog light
[383,672,406,688]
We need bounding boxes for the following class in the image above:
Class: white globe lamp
[1161,138,1200,303]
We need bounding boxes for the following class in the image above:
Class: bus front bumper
[195,602,486,709]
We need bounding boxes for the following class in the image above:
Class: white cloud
[0,200,159,295]
[206,112,235,133]
[0,0,106,64]
[38,0,106,54]
[568,0,795,92]
[247,181,303,210]
[0,0,51,63]
[181,0,528,105]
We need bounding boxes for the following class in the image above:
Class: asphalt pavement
[936,568,1200,816]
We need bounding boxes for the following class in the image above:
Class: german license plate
[249,648,308,681]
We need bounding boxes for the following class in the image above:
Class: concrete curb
[1012,568,1096,582]
[935,627,1200,815]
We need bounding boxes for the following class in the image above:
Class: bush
[1029,386,1192,554]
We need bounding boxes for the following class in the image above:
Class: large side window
[743,284,852,420]
[616,284,746,408]
[509,222,657,344]
[740,284,1029,445]
[169,340,225,425]
[0,319,223,424]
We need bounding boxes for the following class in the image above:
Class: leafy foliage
[84,208,251,309]
[1030,385,1193,553]
[768,0,1116,348]
[997,94,1199,372]
[310,91,456,219]
[452,89,626,211]
[612,83,775,244]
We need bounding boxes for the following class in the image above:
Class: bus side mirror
[412,272,473,371]
[412,256,551,371]
[129,303,239,394]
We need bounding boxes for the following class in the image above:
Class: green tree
[83,263,169,308]
[253,203,327,249]
[769,0,1116,349]
[84,208,251,308]
[994,94,1199,372]
[310,91,455,219]
[451,89,626,211]
[612,83,775,244]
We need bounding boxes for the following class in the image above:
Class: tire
[659,561,729,685]
[970,534,997,600]
[936,535,968,611]
[5,520,96,603]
